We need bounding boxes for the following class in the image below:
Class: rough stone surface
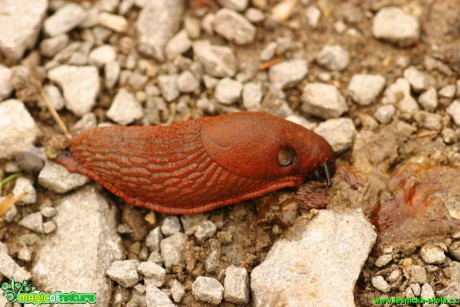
[107,88,143,125]
[48,65,100,116]
[161,216,182,237]
[314,118,357,151]
[136,0,185,61]
[158,74,180,102]
[372,7,420,47]
[0,65,12,100]
[145,227,163,252]
[32,187,123,307]
[38,161,89,193]
[269,59,308,90]
[420,244,446,264]
[18,212,43,233]
[40,34,69,57]
[251,210,376,307]
[418,87,438,111]
[171,279,185,303]
[215,78,243,104]
[372,276,390,293]
[382,78,419,118]
[403,66,433,93]
[160,233,187,269]
[243,82,263,111]
[0,99,40,159]
[89,45,117,67]
[218,0,248,11]
[0,251,31,282]
[192,276,224,305]
[43,84,65,111]
[447,100,460,126]
[145,280,175,307]
[348,74,386,106]
[301,83,348,119]
[12,177,36,204]
[316,44,350,71]
[138,262,165,287]
[224,265,249,304]
[0,0,48,61]
[177,70,200,93]
[213,9,256,45]
[165,30,192,60]
[193,41,237,78]
[107,260,140,288]
[98,12,129,33]
[195,220,217,242]
[44,3,86,37]
[375,254,392,268]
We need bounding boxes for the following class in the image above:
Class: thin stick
[37,89,71,139]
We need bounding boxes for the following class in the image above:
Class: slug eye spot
[277,147,296,167]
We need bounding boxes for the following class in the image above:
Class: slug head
[201,112,335,185]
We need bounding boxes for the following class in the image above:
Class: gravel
[316,44,350,71]
[18,212,43,233]
[418,87,438,111]
[218,0,249,12]
[243,82,263,111]
[193,40,237,77]
[160,232,187,270]
[447,100,460,126]
[371,276,390,293]
[403,66,434,93]
[347,74,386,106]
[137,262,165,286]
[161,216,182,236]
[145,227,163,252]
[107,260,140,288]
[43,84,65,111]
[214,77,243,104]
[0,251,31,282]
[301,83,349,119]
[48,65,100,116]
[0,65,12,100]
[38,161,89,193]
[44,3,86,37]
[192,276,224,305]
[12,177,37,204]
[165,30,192,60]
[372,6,420,47]
[177,70,200,93]
[0,99,40,159]
[420,244,446,264]
[213,9,256,45]
[314,118,357,151]
[145,280,175,307]
[171,279,185,303]
[89,45,117,67]
[0,0,48,61]
[195,220,217,242]
[107,88,143,125]
[98,12,129,33]
[268,59,308,90]
[374,104,396,124]
[375,254,393,268]
[158,74,180,102]
[224,265,249,304]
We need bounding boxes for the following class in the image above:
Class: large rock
[32,186,123,307]
[0,0,48,61]
[251,210,376,307]
[48,65,100,116]
[0,99,40,159]
[136,0,185,62]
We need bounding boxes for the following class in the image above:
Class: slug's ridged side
[54,117,304,214]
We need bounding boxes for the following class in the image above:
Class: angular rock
[193,41,237,78]
[269,59,308,90]
[38,161,89,193]
[19,212,43,233]
[107,260,140,288]
[214,78,243,104]
[251,210,376,307]
[105,61,121,89]
[192,276,224,305]
[447,100,460,126]
[177,70,200,93]
[137,262,165,286]
[243,82,263,111]
[89,45,117,67]
[145,280,175,307]
[158,74,180,102]
[301,83,348,118]
[136,0,185,61]
[161,216,182,237]
[403,66,433,93]
[0,99,39,159]
[213,9,256,45]
[171,279,185,303]
[0,251,31,282]
[316,44,350,71]
[0,65,12,100]
[98,12,129,33]
[145,227,163,252]
[43,84,65,110]
[160,233,187,269]
[418,87,438,111]
[224,265,249,304]
[44,3,86,37]
[165,30,192,60]
[32,187,123,306]
[314,118,357,151]
[348,74,386,106]
[372,276,390,293]
[420,243,446,264]
[48,65,100,116]
[12,177,36,204]
[372,7,420,47]
[40,34,70,58]
[0,0,48,61]
[107,89,143,125]
[194,220,217,242]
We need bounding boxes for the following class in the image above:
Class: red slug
[54,112,337,214]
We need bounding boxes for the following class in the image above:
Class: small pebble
[301,83,348,119]
[192,276,224,305]
[314,118,356,151]
[224,265,249,304]
[177,70,200,93]
[447,100,460,126]
[269,59,308,90]
[107,89,143,125]
[12,177,36,204]
[418,87,438,111]
[214,78,243,104]
[195,220,217,242]
[372,7,420,47]
[161,216,182,237]
[316,44,350,71]
[98,12,128,33]
[89,45,117,67]
[44,3,86,37]
[371,276,390,293]
[213,9,256,45]
[43,221,57,234]
[137,262,165,287]
[160,233,187,269]
[106,260,140,288]
[420,243,446,264]
[171,279,185,303]
[347,74,386,106]
[19,212,43,233]
[158,74,180,102]
[243,82,263,111]
[439,84,457,98]
[374,104,396,125]
[375,254,392,268]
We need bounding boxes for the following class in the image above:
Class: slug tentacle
[54,112,335,214]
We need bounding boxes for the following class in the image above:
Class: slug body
[54,112,335,214]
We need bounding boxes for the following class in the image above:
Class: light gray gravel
[371,276,390,293]
[12,177,36,204]
[160,232,187,270]
[214,77,243,104]
[38,161,89,193]
[107,88,143,125]
[165,30,192,60]
[145,227,163,252]
[192,276,224,305]
[213,9,256,45]
[269,59,308,90]
[98,12,129,33]
[19,212,43,233]
[89,45,117,67]
[301,83,348,119]
[145,280,175,307]
[158,74,180,102]
[316,44,350,71]
[224,265,249,304]
[418,87,438,111]
[193,41,237,78]
[0,65,12,100]
[44,3,86,37]
[161,216,182,236]
[107,260,140,288]
[218,0,249,11]
[177,70,200,93]
[0,251,31,282]
[137,262,165,287]
[404,66,434,93]
[314,118,357,151]
[171,279,185,303]
[348,74,386,106]
[195,220,217,242]
[420,243,446,264]
[372,6,420,47]
[447,100,460,126]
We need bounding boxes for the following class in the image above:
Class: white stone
[165,30,192,60]
[214,78,243,104]
[224,266,249,304]
[48,65,100,116]
[316,44,350,71]
[44,3,86,37]
[374,104,396,125]
[107,89,143,125]
[306,5,321,28]
[217,0,248,11]
[372,276,390,293]
[213,9,256,45]
[372,7,420,47]
[0,0,48,61]
[193,41,237,78]
[158,74,179,102]
[243,82,263,111]
[177,70,200,93]
[251,210,376,307]
[98,12,129,33]
[192,276,224,305]
[314,118,356,151]
[348,74,386,106]
[43,85,65,110]
[301,83,348,119]
[404,66,433,93]
[38,161,89,193]
[418,87,438,111]
[89,45,117,67]
[447,100,460,126]
[12,177,36,204]
[0,100,40,159]
[0,65,12,100]
[269,59,308,90]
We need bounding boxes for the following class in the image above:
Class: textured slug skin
[54,112,334,214]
